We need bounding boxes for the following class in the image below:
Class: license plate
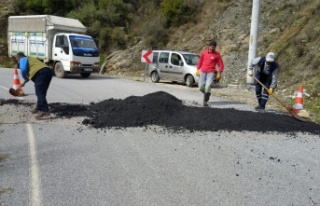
[84,68,92,71]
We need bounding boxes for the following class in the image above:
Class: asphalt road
[1,68,319,206]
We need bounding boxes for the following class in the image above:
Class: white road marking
[27,124,42,206]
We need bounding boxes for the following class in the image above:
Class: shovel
[252,75,307,122]
[9,87,27,97]
[9,88,20,96]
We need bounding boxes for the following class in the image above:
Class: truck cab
[7,15,100,78]
[52,33,100,78]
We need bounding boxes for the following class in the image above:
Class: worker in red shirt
[196,41,224,106]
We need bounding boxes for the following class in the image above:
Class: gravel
[2,91,320,135]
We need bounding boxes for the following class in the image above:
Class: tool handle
[252,76,292,113]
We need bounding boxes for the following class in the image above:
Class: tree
[14,0,81,15]
[98,0,133,27]
[161,0,197,27]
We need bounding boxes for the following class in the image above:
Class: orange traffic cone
[292,85,303,115]
[12,68,26,96]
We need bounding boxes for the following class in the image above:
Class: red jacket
[197,50,224,73]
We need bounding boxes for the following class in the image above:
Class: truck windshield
[69,35,99,57]
[182,54,199,65]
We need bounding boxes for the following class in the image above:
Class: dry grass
[171,1,231,50]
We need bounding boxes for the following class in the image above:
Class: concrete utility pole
[246,0,260,84]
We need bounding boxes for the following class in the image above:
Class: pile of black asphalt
[3,91,320,134]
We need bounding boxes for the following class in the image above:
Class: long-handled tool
[9,87,27,97]
[252,75,307,122]
[9,87,20,96]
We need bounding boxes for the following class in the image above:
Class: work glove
[19,79,29,88]
[268,88,273,95]
[196,69,200,77]
[247,70,253,76]
[20,82,26,88]
[216,73,221,80]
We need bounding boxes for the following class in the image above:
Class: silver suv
[147,50,199,87]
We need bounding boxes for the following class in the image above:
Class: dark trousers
[255,75,271,109]
[33,67,53,112]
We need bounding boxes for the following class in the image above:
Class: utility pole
[246,0,260,84]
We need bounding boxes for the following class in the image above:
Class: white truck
[7,15,100,78]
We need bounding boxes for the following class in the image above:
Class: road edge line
[27,123,42,206]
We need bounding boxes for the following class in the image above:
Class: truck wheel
[151,71,160,83]
[54,62,66,78]
[80,73,91,78]
[185,75,194,87]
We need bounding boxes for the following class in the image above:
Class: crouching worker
[15,52,53,120]
[247,52,279,112]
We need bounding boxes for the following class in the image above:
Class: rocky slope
[105,0,319,86]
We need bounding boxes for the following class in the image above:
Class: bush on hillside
[139,15,168,49]
[14,0,81,15]
[161,0,198,27]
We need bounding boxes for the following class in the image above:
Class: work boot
[30,108,39,114]
[203,100,208,107]
[254,106,265,113]
[203,97,208,106]
[203,93,206,106]
[203,93,211,107]
[35,111,50,120]
[257,108,265,113]
[205,93,211,102]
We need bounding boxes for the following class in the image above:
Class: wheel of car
[185,75,194,87]
[151,71,160,83]
[80,72,91,78]
[54,62,66,78]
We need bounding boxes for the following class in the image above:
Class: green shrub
[98,27,113,52]
[161,0,197,27]
[0,57,14,68]
[14,0,80,15]
[111,28,127,49]
[68,2,98,27]
[139,16,168,49]
[98,0,133,27]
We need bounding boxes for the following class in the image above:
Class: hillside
[0,0,319,122]
[103,0,320,122]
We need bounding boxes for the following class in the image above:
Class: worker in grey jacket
[247,52,279,112]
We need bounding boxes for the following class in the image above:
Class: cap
[208,41,217,47]
[266,52,275,62]
[15,52,26,58]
